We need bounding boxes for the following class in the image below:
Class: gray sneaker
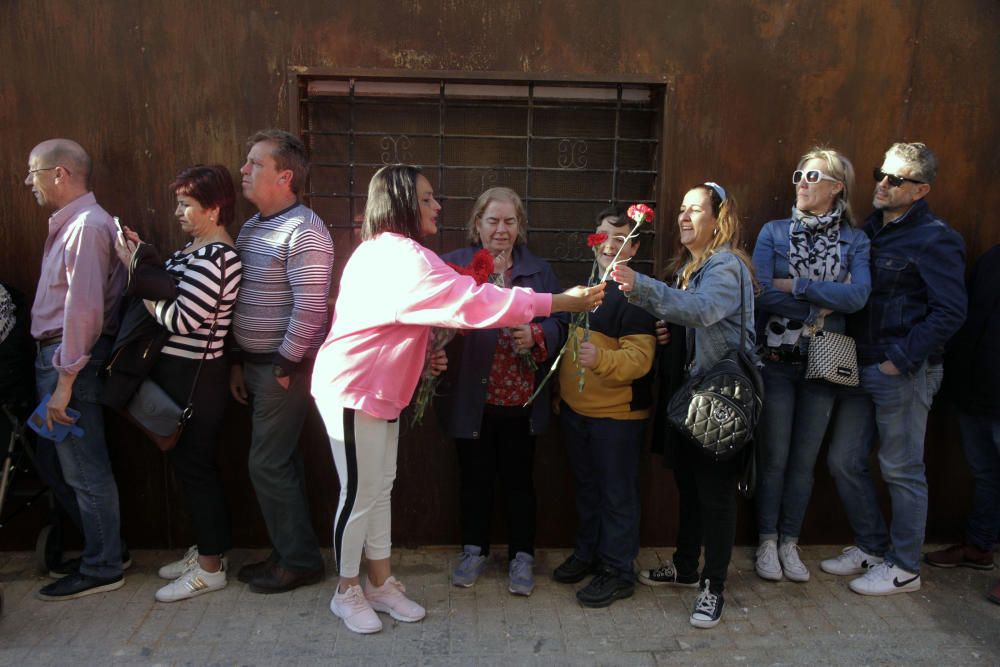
[755,540,782,581]
[452,545,488,588]
[778,541,810,582]
[508,552,535,596]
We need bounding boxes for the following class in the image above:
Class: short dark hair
[595,204,629,228]
[362,165,424,241]
[246,129,309,194]
[170,164,236,227]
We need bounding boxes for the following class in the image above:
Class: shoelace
[383,578,407,594]
[342,585,368,607]
[694,587,719,615]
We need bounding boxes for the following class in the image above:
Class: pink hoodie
[311,233,553,420]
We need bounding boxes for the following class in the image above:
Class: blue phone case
[27,393,84,443]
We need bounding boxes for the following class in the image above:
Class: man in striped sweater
[229,129,334,594]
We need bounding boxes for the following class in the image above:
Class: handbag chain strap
[178,246,228,422]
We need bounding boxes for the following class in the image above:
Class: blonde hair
[798,146,856,226]
[466,187,528,246]
[668,185,755,290]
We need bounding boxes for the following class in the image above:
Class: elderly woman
[112,164,242,602]
[434,187,562,596]
[614,182,755,629]
[751,148,870,584]
[311,167,602,635]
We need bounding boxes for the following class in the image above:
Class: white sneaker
[778,541,810,582]
[331,584,382,634]
[755,540,782,581]
[364,575,426,622]
[155,565,226,602]
[158,546,229,580]
[820,546,884,576]
[849,562,920,596]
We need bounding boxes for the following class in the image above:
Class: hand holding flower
[510,324,535,352]
[552,282,606,312]
[611,264,636,292]
[578,341,599,369]
[429,349,448,376]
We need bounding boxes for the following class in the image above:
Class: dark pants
[243,362,323,571]
[455,410,536,561]
[672,441,743,594]
[560,403,644,580]
[150,355,231,556]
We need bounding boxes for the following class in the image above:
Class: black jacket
[944,244,1000,417]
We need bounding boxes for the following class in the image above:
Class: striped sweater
[232,203,334,370]
[153,242,242,360]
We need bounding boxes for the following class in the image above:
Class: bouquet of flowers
[410,249,494,426]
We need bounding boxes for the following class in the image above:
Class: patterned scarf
[765,202,844,349]
[0,285,14,345]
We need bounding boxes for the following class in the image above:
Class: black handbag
[122,249,227,452]
[666,267,764,462]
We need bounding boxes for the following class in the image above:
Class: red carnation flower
[587,232,608,248]
[627,203,655,225]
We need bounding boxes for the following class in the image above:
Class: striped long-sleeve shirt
[232,203,334,370]
[153,242,242,360]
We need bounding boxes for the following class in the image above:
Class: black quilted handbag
[666,269,764,462]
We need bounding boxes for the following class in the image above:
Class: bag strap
[178,246,228,423]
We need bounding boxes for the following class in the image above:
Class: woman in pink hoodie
[312,165,604,635]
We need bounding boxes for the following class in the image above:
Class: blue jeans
[560,403,644,580]
[827,361,943,574]
[34,338,122,579]
[243,362,323,571]
[755,361,836,541]
[958,412,1000,552]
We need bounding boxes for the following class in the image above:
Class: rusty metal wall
[1,1,998,549]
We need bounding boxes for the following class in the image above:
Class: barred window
[292,71,665,290]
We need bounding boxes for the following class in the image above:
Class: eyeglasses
[873,168,924,187]
[25,166,57,179]
[792,170,839,185]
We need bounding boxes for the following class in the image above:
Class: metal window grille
[292,71,665,289]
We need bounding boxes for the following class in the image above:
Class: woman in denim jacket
[613,182,755,630]
[750,148,871,584]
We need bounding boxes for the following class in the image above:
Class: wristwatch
[272,364,290,379]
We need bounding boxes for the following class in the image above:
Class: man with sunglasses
[24,139,127,600]
[822,142,966,596]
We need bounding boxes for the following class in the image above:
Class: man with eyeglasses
[24,138,127,600]
[821,142,966,596]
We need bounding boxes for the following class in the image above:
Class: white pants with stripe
[318,402,399,578]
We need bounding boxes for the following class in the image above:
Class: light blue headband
[704,181,727,202]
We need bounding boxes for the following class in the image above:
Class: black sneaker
[689,581,724,629]
[49,548,133,579]
[553,554,598,584]
[36,572,125,601]
[638,560,699,587]
[576,566,635,608]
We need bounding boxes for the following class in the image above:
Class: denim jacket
[628,248,755,377]
[752,216,871,336]
[853,199,966,374]
[434,244,563,438]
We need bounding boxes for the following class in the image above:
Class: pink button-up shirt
[30,192,126,375]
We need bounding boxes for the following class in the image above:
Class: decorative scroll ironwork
[557,139,588,170]
[480,167,499,191]
[380,135,412,164]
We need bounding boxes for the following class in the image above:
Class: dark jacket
[944,244,1000,417]
[101,244,178,410]
[852,200,967,373]
[435,244,562,438]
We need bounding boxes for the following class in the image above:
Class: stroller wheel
[34,524,53,575]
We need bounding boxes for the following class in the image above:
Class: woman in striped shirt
[116,164,242,603]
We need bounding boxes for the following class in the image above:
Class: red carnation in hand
[627,203,655,225]
[587,232,608,248]
[448,249,496,286]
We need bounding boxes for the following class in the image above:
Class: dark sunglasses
[873,168,924,187]
[792,169,839,185]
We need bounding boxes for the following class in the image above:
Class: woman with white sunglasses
[750,147,871,583]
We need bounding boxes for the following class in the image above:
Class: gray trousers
[244,362,323,571]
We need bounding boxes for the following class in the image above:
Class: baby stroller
[0,282,68,612]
